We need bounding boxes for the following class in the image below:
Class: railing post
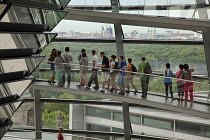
[34,89,42,139]
[122,102,132,140]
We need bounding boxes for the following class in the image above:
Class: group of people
[48,48,195,101]
[75,49,151,96]
[164,63,195,102]
[47,47,73,87]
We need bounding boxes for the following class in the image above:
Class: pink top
[176,70,183,82]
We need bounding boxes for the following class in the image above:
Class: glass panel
[87,123,110,131]
[176,121,210,137]
[112,127,124,133]
[143,116,174,130]
[122,25,202,40]
[86,107,111,119]
[113,112,141,124]
[53,20,115,39]
[69,0,111,6]
[6,6,66,29]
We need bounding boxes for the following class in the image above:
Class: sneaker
[125,90,130,94]
[134,90,138,95]
[52,81,56,83]
[110,87,114,92]
[172,97,176,100]
[85,87,91,90]
[47,81,51,84]
[57,83,63,87]
[118,91,125,96]
[100,90,105,93]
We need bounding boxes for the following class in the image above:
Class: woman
[47,49,57,84]
[183,64,194,101]
[54,51,64,87]
[126,58,138,94]
[109,55,118,93]
[79,53,88,87]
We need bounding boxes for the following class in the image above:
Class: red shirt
[176,70,183,82]
[58,134,64,140]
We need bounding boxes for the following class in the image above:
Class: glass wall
[53,20,115,39]
[176,121,210,137]
[113,112,141,124]
[86,107,111,119]
[142,116,174,130]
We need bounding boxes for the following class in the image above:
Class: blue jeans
[117,74,125,86]
[62,66,71,83]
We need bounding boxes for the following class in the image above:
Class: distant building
[147,27,156,39]
[130,30,139,39]
[101,25,113,38]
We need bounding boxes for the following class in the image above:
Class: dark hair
[57,51,61,56]
[65,47,69,52]
[92,50,96,54]
[166,63,170,68]
[128,58,132,63]
[100,52,105,55]
[179,64,184,69]
[111,55,116,60]
[50,49,57,58]
[183,64,189,69]
[81,49,86,53]
[120,56,124,60]
[82,52,87,57]
[142,56,146,61]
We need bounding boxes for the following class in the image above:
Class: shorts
[51,70,55,75]
[101,72,109,82]
[117,74,126,86]
[110,72,117,77]
[80,69,88,76]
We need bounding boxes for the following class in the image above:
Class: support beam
[65,9,210,31]
[34,89,42,140]
[202,31,210,78]
[114,24,124,58]
[122,102,132,140]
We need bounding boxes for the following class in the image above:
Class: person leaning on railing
[47,49,57,84]
[54,51,64,87]
[79,52,89,87]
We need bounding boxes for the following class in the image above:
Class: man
[62,47,73,85]
[86,50,99,90]
[77,49,87,87]
[138,56,151,98]
[98,52,110,92]
[164,63,175,100]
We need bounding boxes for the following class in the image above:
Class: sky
[53,0,205,34]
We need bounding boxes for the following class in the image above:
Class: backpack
[144,62,152,74]
[183,70,191,81]
[114,61,119,69]
[131,64,137,75]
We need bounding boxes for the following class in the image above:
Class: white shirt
[91,55,98,69]
[62,52,73,63]
[110,61,115,72]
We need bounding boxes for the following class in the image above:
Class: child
[58,128,64,140]
[164,63,175,100]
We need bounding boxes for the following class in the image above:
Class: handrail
[44,61,210,86]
